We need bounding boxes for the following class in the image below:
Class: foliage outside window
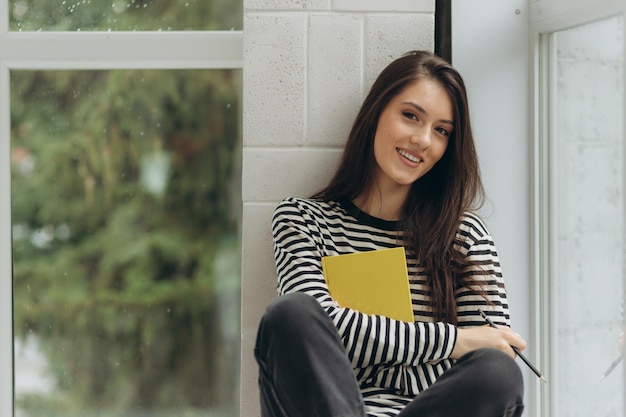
[12,67,241,417]
[9,2,242,417]
[9,0,242,31]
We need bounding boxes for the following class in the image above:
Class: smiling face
[371,77,453,197]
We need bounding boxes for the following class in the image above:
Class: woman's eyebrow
[402,101,454,125]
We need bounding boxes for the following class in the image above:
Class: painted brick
[244,13,307,146]
[240,202,277,417]
[245,0,330,11]
[364,14,435,90]
[242,147,342,201]
[241,5,436,417]
[241,203,278,309]
[308,13,363,146]
[332,0,434,13]
[240,202,278,332]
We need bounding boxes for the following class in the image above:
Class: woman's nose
[409,127,431,149]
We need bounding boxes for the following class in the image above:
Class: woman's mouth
[397,148,422,163]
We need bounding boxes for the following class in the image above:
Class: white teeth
[397,148,421,163]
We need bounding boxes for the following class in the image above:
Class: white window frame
[530,0,626,415]
[0,2,243,416]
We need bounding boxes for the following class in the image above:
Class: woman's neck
[353,184,409,221]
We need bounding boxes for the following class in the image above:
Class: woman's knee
[464,348,524,400]
[255,292,332,367]
[263,292,320,323]
[258,293,323,340]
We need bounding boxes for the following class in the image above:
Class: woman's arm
[272,198,458,369]
[451,213,527,359]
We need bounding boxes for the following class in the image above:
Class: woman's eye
[435,127,450,137]
[403,112,418,121]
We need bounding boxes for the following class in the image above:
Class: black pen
[600,355,623,381]
[478,309,547,383]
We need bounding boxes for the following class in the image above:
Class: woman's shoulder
[273,197,344,221]
[457,212,492,241]
[275,196,338,211]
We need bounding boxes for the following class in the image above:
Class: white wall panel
[452,0,532,410]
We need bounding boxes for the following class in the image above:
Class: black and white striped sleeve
[455,213,511,328]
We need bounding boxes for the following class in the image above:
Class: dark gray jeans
[254,292,524,417]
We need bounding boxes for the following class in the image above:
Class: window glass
[551,15,624,417]
[9,0,242,31]
[11,69,242,417]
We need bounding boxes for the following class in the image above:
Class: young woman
[254,50,526,417]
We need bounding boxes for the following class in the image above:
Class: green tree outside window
[10,3,242,416]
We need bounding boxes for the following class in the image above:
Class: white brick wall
[241,1,435,415]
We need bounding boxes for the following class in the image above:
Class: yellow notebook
[321,247,414,322]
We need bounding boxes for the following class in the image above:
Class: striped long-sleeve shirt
[271,197,511,416]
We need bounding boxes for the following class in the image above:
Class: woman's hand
[451,324,527,359]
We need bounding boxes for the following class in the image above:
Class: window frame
[0,2,243,416]
[530,0,626,415]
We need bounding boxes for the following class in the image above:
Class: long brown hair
[311,51,486,324]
